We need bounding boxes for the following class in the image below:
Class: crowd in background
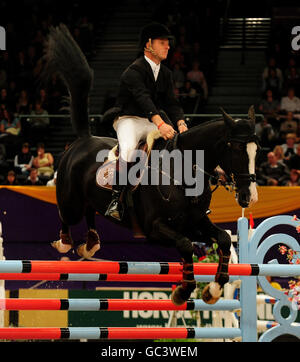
[0,0,299,187]
[0,0,98,185]
[255,23,300,186]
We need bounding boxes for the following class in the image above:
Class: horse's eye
[231,143,244,151]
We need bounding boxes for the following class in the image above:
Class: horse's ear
[220,107,234,128]
[248,105,256,124]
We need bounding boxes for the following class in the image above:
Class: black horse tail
[43,24,93,138]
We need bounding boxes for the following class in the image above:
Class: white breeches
[113,116,157,162]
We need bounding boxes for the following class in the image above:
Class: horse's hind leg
[51,221,74,253]
[77,206,100,258]
[150,217,196,306]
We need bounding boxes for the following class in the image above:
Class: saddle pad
[96,130,161,191]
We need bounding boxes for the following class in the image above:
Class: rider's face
[149,38,170,62]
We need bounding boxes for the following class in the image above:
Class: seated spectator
[172,63,185,90]
[14,142,33,176]
[280,133,299,160]
[255,117,276,148]
[279,112,298,138]
[24,168,43,185]
[16,89,31,114]
[262,67,282,98]
[46,171,57,186]
[262,57,283,83]
[1,170,18,185]
[257,151,290,186]
[0,88,11,110]
[284,169,300,186]
[285,67,300,95]
[186,61,208,101]
[37,88,49,111]
[32,143,54,177]
[258,89,280,121]
[0,109,21,137]
[169,46,186,69]
[273,145,285,164]
[288,143,300,171]
[29,100,49,129]
[284,57,300,79]
[280,88,300,113]
[179,80,198,114]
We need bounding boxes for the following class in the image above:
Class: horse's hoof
[51,239,72,253]
[77,243,100,259]
[202,282,223,304]
[171,286,187,306]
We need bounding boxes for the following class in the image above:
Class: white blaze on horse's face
[247,142,258,206]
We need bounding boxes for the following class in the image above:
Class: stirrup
[105,194,124,221]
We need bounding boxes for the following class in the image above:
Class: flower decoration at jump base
[278,215,300,311]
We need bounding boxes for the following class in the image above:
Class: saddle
[96,129,161,191]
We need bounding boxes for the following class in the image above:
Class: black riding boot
[105,183,125,221]
[105,160,127,221]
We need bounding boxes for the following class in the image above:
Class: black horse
[46,25,259,305]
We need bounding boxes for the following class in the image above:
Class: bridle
[225,133,260,190]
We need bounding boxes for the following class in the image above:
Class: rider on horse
[103,22,188,221]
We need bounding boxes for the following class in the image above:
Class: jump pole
[0,260,299,276]
[0,298,241,311]
[0,327,242,340]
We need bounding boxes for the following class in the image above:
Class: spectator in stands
[262,67,282,98]
[284,67,300,95]
[279,112,298,139]
[0,109,21,137]
[280,88,300,113]
[262,57,283,83]
[172,63,185,90]
[24,168,43,186]
[257,151,290,186]
[16,90,31,114]
[255,117,276,148]
[179,80,198,113]
[186,61,208,101]
[37,88,49,111]
[15,50,30,89]
[14,142,33,176]
[284,169,300,186]
[33,143,54,178]
[1,170,18,185]
[273,145,285,165]
[46,171,57,186]
[259,89,280,120]
[284,57,300,79]
[281,133,299,162]
[29,100,49,128]
[288,143,300,171]
[7,81,18,112]
[0,88,10,110]
[169,45,186,69]
[29,100,50,142]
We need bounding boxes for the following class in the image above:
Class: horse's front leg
[150,217,196,306]
[198,216,231,304]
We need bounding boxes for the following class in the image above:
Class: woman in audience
[32,142,54,178]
